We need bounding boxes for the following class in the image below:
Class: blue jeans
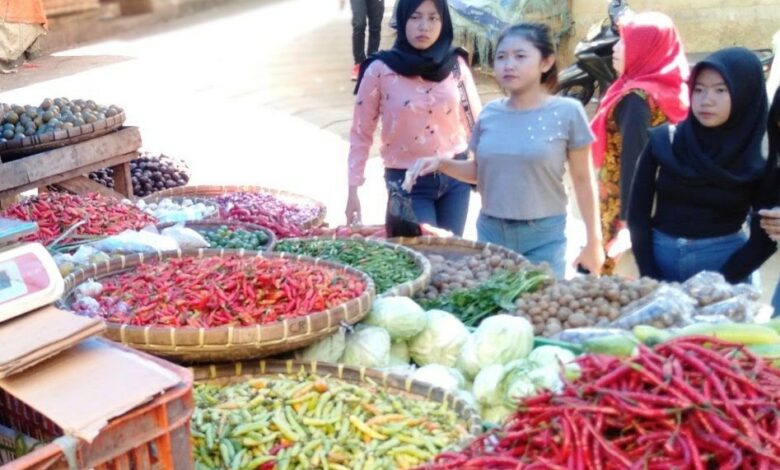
[384,169,470,236]
[477,213,567,278]
[772,280,780,318]
[652,229,755,284]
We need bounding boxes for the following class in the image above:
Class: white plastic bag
[161,225,209,249]
[92,229,179,254]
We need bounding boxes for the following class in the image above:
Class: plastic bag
[552,327,634,345]
[611,284,697,329]
[160,225,209,249]
[385,181,421,238]
[92,229,179,254]
[682,271,735,306]
[694,294,762,323]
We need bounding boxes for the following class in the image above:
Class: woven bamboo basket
[0,112,126,160]
[274,236,432,298]
[141,185,327,230]
[60,249,375,363]
[156,219,276,251]
[389,236,530,266]
[191,359,482,438]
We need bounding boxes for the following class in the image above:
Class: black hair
[494,22,558,90]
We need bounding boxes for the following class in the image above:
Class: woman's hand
[574,242,606,276]
[345,187,362,224]
[403,157,440,191]
[759,207,780,242]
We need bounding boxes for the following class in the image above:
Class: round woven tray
[0,111,126,160]
[142,185,327,230]
[60,249,375,363]
[192,359,482,438]
[156,219,277,251]
[389,236,530,266]
[274,236,432,298]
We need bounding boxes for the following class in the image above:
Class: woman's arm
[615,93,652,220]
[568,144,605,274]
[404,157,477,189]
[626,143,661,278]
[345,62,383,222]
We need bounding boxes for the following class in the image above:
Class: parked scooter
[557,0,775,106]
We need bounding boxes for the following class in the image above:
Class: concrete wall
[566,0,780,57]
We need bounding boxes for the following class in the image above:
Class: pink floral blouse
[348,57,482,186]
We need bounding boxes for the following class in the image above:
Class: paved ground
[1,0,777,302]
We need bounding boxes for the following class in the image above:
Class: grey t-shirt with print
[471,96,595,220]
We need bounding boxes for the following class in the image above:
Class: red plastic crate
[0,341,193,470]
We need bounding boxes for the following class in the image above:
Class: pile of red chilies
[215,192,321,238]
[2,192,156,245]
[96,256,366,327]
[427,337,780,470]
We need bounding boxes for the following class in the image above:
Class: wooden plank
[0,152,137,201]
[0,127,142,192]
[53,176,127,200]
[111,161,134,198]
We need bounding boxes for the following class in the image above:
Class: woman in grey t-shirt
[405,23,604,277]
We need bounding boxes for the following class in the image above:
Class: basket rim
[140,184,326,229]
[274,235,432,298]
[190,359,482,437]
[60,249,376,347]
[389,235,529,263]
[0,111,126,155]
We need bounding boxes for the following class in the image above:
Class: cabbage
[527,366,564,393]
[473,314,534,366]
[408,310,469,367]
[528,345,576,368]
[341,326,391,368]
[294,327,346,363]
[497,359,541,408]
[456,335,481,380]
[363,297,427,340]
[389,340,411,366]
[412,364,465,392]
[472,364,504,406]
[481,405,515,424]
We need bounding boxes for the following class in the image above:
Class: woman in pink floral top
[346,0,482,236]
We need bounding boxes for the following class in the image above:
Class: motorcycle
[556,0,775,106]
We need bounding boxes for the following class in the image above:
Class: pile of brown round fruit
[513,275,660,336]
[417,246,531,299]
[89,153,190,197]
[1,98,122,143]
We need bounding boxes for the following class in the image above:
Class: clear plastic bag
[611,284,697,329]
[694,294,762,323]
[682,271,735,306]
[91,229,179,254]
[552,327,634,345]
[160,224,209,249]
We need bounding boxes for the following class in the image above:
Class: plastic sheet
[611,284,697,329]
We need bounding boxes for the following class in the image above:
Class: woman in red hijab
[590,12,689,274]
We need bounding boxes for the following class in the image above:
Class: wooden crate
[42,0,100,17]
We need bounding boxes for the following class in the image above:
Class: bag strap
[451,58,475,130]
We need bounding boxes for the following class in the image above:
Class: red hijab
[590,12,689,167]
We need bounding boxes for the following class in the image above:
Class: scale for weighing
[0,218,64,323]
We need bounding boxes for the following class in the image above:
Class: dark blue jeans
[384,168,470,236]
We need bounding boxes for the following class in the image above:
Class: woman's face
[406,0,442,50]
[612,38,626,76]
[493,35,553,93]
[692,68,732,128]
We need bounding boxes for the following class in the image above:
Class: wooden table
[0,127,141,208]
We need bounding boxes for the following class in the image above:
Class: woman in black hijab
[627,47,771,283]
[345,0,481,236]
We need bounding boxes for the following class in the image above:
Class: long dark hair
[494,22,558,90]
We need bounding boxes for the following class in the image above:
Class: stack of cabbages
[295,297,579,424]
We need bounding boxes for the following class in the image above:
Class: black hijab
[657,47,768,188]
[354,0,466,94]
